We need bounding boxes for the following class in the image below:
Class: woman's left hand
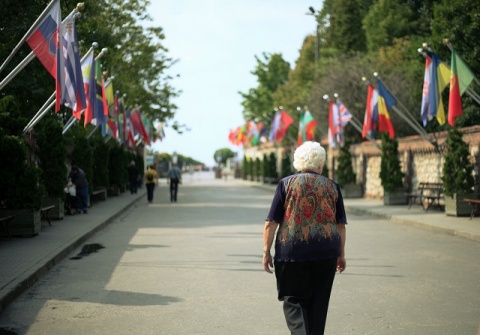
[336,256,346,273]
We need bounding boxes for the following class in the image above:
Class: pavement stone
[1,176,479,316]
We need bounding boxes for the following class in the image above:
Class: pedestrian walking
[68,165,89,214]
[167,163,182,202]
[144,164,158,203]
[262,141,347,335]
[127,160,139,194]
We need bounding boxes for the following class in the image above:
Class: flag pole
[0,3,85,90]
[425,41,480,105]
[62,45,108,134]
[0,0,59,75]
[419,44,480,105]
[25,41,97,135]
[372,73,436,147]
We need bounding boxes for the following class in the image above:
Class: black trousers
[170,178,179,201]
[146,183,155,202]
[274,258,337,335]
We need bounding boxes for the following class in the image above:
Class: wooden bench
[406,182,444,212]
[463,198,480,220]
[40,205,55,226]
[91,187,107,203]
[0,215,15,240]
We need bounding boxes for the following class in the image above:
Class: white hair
[293,141,326,172]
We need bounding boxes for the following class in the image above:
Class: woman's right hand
[263,251,274,273]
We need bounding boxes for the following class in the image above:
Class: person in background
[167,163,182,202]
[68,165,89,214]
[144,164,158,203]
[262,141,347,335]
[127,160,139,194]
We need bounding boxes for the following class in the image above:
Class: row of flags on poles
[2,0,163,148]
[229,46,478,148]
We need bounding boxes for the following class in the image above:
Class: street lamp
[306,7,320,64]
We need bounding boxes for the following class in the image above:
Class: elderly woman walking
[262,141,347,335]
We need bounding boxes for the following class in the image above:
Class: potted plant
[281,151,293,178]
[379,133,406,205]
[337,143,362,198]
[442,127,475,216]
[37,116,67,220]
[255,157,261,182]
[0,132,43,236]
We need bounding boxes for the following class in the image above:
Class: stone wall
[243,126,480,199]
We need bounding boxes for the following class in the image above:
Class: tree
[239,53,290,124]
[37,116,67,199]
[328,0,366,53]
[441,127,475,196]
[336,143,356,187]
[213,148,236,165]
[379,133,404,192]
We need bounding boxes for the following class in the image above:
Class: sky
[147,1,320,167]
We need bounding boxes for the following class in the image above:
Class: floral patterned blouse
[266,171,347,262]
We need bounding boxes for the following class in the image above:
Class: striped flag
[60,12,86,113]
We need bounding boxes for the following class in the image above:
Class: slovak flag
[26,0,64,111]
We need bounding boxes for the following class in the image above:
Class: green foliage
[281,152,294,178]
[269,152,278,179]
[0,132,42,210]
[242,156,249,180]
[90,135,110,189]
[255,157,262,180]
[441,128,475,196]
[239,53,290,124]
[213,148,236,165]
[71,135,93,191]
[328,0,366,53]
[337,144,356,187]
[263,154,269,178]
[37,117,67,199]
[108,144,128,187]
[379,134,404,192]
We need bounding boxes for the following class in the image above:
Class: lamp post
[307,7,320,64]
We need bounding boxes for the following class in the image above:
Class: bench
[91,187,107,203]
[406,182,444,212]
[0,215,15,240]
[40,205,55,226]
[463,198,480,220]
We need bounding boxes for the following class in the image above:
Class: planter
[0,208,41,237]
[341,184,363,198]
[41,197,64,220]
[445,193,476,217]
[383,188,407,205]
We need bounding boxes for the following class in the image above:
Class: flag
[328,100,338,147]
[156,122,166,142]
[130,109,151,145]
[376,79,395,139]
[124,111,136,148]
[26,0,64,111]
[362,84,378,138]
[448,49,475,126]
[247,121,260,145]
[333,101,352,147]
[106,118,118,139]
[426,53,450,126]
[61,12,86,113]
[258,123,269,143]
[274,110,294,142]
[421,55,432,126]
[104,80,115,116]
[268,111,281,142]
[297,110,317,146]
[78,49,96,124]
[92,59,108,134]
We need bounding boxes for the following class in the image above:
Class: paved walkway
[1,175,479,315]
